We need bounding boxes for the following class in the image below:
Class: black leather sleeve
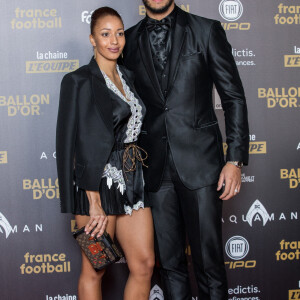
[207,21,249,165]
[56,74,78,213]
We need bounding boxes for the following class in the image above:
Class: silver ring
[234,188,238,193]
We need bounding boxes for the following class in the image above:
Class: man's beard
[142,0,174,14]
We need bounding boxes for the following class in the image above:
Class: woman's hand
[85,190,108,238]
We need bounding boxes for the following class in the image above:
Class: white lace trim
[124,201,145,216]
[102,163,126,195]
[101,65,143,143]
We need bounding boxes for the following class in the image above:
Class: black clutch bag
[73,227,124,271]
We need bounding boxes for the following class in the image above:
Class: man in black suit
[122,1,249,299]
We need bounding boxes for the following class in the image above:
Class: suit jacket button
[162,136,167,140]
[164,107,169,111]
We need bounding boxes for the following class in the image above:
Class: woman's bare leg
[116,208,155,300]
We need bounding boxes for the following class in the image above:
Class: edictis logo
[225,236,249,260]
[228,285,261,300]
[0,94,50,117]
[149,285,164,300]
[0,151,8,164]
[232,48,256,66]
[11,8,62,30]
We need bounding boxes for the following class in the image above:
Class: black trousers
[147,149,227,300]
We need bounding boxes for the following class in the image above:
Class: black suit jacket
[56,58,139,213]
[123,7,249,192]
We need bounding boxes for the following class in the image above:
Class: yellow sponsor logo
[223,142,266,155]
[0,94,50,116]
[275,240,300,262]
[26,60,79,73]
[0,151,8,164]
[280,168,300,188]
[249,142,267,154]
[258,87,300,108]
[71,220,78,233]
[289,289,300,300]
[20,252,71,274]
[23,178,59,200]
[11,8,62,30]
[274,4,300,25]
[225,260,256,269]
[221,22,251,31]
[284,55,300,67]
[139,4,190,15]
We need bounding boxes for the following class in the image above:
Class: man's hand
[217,163,242,200]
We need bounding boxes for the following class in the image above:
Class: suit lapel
[88,58,113,134]
[120,66,146,114]
[138,21,165,102]
[119,66,135,95]
[168,8,188,93]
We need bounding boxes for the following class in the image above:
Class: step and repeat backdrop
[0,0,299,299]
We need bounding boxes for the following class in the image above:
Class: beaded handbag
[73,227,123,271]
